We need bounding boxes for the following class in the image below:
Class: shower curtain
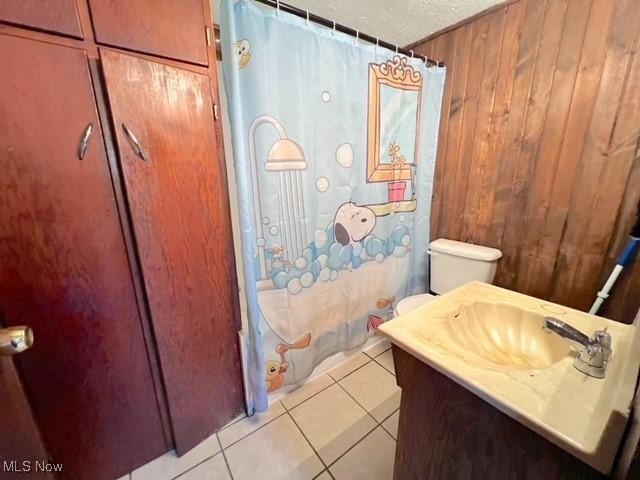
[221,0,445,414]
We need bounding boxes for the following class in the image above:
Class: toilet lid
[395,293,435,315]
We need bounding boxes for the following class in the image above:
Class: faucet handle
[593,328,611,350]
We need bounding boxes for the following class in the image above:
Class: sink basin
[378,281,640,474]
[439,301,571,370]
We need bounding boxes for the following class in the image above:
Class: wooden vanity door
[100,49,244,454]
[88,0,209,65]
[0,35,167,480]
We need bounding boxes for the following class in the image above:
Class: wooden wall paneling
[577,41,640,309]
[447,15,491,240]
[488,0,547,256]
[515,0,592,297]
[471,0,526,242]
[601,156,640,322]
[0,0,82,38]
[498,0,569,288]
[419,0,640,319]
[521,0,615,300]
[438,25,473,239]
[459,10,507,241]
[425,32,457,236]
[100,49,244,454]
[551,0,640,307]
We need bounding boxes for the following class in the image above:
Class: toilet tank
[428,239,502,295]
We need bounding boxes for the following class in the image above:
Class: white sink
[378,282,640,474]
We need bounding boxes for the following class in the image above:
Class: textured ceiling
[212,0,504,46]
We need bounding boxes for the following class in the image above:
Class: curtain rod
[252,0,444,68]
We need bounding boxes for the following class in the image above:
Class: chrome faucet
[543,317,611,378]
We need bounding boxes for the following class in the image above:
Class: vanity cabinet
[392,346,604,480]
[0,1,242,478]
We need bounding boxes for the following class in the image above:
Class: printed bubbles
[315,177,329,192]
[269,226,279,236]
[314,229,328,248]
[287,277,303,295]
[336,143,353,168]
[269,220,415,294]
[300,271,314,288]
[321,90,331,103]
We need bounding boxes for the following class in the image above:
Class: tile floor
[121,339,399,480]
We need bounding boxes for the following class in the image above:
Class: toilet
[394,238,503,316]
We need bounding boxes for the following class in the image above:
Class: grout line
[220,445,235,480]
[327,357,372,382]
[325,422,380,470]
[379,408,400,440]
[372,356,395,377]
[285,410,333,478]
[363,344,391,359]
[170,451,222,480]
[281,376,337,411]
[218,401,288,450]
[334,378,379,425]
[217,412,248,433]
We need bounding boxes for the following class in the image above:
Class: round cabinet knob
[0,326,34,355]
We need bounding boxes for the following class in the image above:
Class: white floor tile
[177,453,230,480]
[364,339,391,358]
[329,427,396,480]
[381,410,399,440]
[218,401,286,448]
[375,349,395,375]
[328,353,370,381]
[339,362,401,422]
[131,434,220,480]
[282,374,334,410]
[225,414,323,480]
[290,384,376,464]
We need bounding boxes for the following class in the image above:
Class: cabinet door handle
[78,123,94,160]
[121,123,148,161]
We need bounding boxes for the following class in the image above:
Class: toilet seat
[394,293,435,316]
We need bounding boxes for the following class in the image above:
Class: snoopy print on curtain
[221,0,445,413]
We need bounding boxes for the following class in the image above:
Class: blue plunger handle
[619,238,640,267]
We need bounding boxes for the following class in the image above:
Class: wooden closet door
[0,35,166,480]
[100,49,243,454]
[88,0,209,65]
[0,0,82,38]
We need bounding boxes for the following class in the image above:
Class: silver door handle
[122,123,148,161]
[78,123,94,160]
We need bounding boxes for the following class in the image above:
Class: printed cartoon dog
[333,202,376,245]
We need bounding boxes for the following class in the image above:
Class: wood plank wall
[411,0,640,323]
